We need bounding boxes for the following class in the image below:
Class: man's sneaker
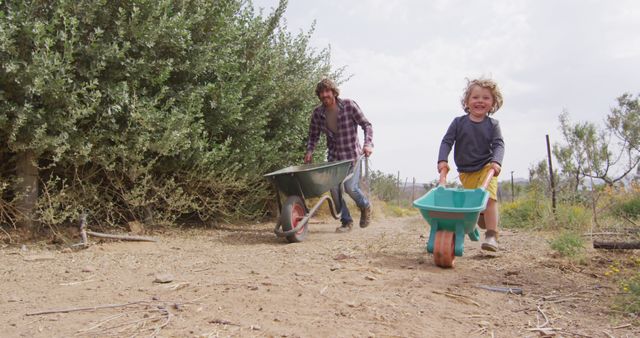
[359,205,372,228]
[336,222,353,233]
[481,235,498,252]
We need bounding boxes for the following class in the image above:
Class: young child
[437,78,505,251]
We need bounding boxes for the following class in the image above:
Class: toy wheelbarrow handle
[481,168,496,190]
[438,167,495,188]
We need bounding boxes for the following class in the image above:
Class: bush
[611,257,640,317]
[549,231,585,258]
[501,199,543,229]
[611,195,640,220]
[0,0,338,228]
[552,204,591,230]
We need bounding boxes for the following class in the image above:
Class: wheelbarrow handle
[481,169,496,190]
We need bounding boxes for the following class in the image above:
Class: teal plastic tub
[413,186,489,257]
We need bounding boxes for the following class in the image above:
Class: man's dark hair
[315,78,340,98]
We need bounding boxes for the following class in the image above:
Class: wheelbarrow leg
[426,222,439,253]
[454,225,466,257]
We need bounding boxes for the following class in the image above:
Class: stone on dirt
[153,273,175,283]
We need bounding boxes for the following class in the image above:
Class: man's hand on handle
[304,151,313,164]
[362,145,373,157]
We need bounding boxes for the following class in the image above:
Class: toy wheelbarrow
[264,159,356,243]
[413,168,495,268]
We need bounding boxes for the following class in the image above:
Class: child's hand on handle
[437,161,449,186]
[481,163,501,190]
[490,161,502,176]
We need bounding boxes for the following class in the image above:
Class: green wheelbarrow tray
[413,167,494,268]
[413,186,488,257]
[264,159,356,243]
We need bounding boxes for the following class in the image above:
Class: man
[304,78,373,233]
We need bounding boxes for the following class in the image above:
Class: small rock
[128,220,145,235]
[365,275,376,281]
[8,295,20,303]
[153,273,175,283]
[21,245,28,252]
[334,253,352,260]
[294,272,311,277]
[330,264,342,271]
[369,267,383,275]
[81,266,95,273]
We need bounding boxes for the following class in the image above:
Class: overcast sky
[254,0,640,183]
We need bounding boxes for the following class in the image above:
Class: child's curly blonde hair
[461,78,503,115]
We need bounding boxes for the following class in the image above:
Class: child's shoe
[481,230,498,251]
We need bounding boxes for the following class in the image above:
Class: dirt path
[1,216,638,337]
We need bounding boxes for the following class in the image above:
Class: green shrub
[552,204,591,230]
[549,232,585,258]
[619,273,640,314]
[0,0,338,228]
[611,195,640,219]
[384,204,417,218]
[501,199,543,229]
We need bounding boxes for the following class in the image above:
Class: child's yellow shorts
[459,164,498,201]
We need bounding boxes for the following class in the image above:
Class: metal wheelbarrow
[264,159,356,243]
[413,168,494,268]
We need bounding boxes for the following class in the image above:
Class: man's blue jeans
[331,158,369,225]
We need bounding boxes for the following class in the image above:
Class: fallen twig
[74,212,157,248]
[432,290,480,307]
[563,330,593,338]
[75,313,127,335]
[26,301,147,316]
[0,225,12,243]
[527,327,561,335]
[476,285,524,295]
[86,231,157,242]
[611,323,631,329]
[209,318,241,326]
[536,305,549,328]
[59,278,97,286]
[622,216,638,227]
[150,306,173,337]
[545,297,585,304]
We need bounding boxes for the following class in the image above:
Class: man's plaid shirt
[306,98,373,161]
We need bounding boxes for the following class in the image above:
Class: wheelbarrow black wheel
[281,196,308,243]
[433,230,455,268]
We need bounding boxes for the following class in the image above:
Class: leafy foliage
[553,93,640,187]
[549,231,585,259]
[0,0,339,228]
[369,170,398,202]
